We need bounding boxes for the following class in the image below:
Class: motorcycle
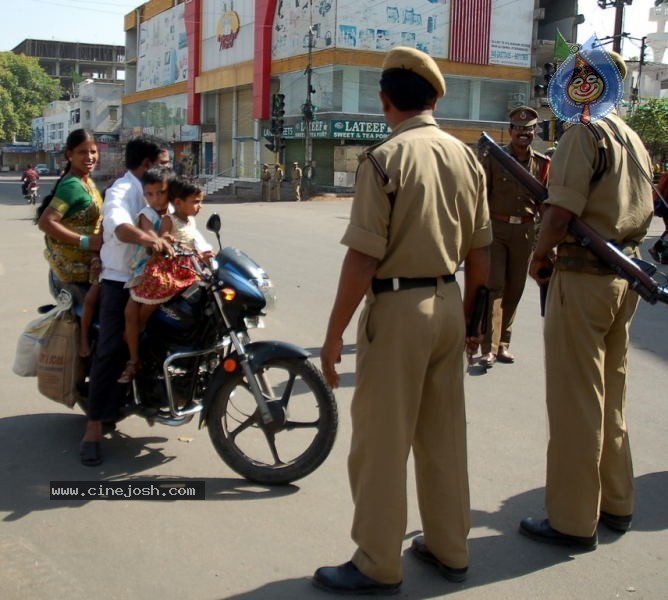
[24,182,39,205]
[53,214,339,484]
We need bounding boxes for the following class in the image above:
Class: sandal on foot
[117,360,139,384]
[80,441,102,466]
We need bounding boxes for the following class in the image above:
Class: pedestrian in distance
[478,105,550,367]
[292,161,303,201]
[80,137,173,467]
[521,51,653,550]
[315,46,491,595]
[272,162,283,202]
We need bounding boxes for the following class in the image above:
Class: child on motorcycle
[119,176,212,383]
[114,166,174,381]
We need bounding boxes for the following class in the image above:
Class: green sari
[44,175,103,284]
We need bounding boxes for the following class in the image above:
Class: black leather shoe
[410,536,467,582]
[312,561,401,595]
[496,347,515,363]
[519,517,597,551]
[600,511,632,533]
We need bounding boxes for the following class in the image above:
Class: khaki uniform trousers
[544,269,638,538]
[293,181,301,201]
[349,278,470,584]
[482,219,535,354]
[261,181,271,202]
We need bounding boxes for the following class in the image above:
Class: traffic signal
[534,63,556,97]
[264,134,276,153]
[538,118,565,142]
[271,93,285,135]
[302,100,314,121]
[267,93,286,155]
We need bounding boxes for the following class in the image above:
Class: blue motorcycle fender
[199,341,311,426]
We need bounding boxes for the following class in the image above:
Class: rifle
[478,132,668,306]
[466,285,489,366]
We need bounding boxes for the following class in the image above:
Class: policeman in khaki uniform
[292,162,303,201]
[260,163,271,202]
[314,47,491,594]
[521,52,653,549]
[479,105,550,367]
[272,162,284,201]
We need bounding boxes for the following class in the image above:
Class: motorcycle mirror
[206,214,221,233]
[206,213,223,249]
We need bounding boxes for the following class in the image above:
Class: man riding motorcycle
[21,165,39,198]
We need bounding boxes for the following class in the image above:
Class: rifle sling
[585,123,608,184]
[604,119,666,208]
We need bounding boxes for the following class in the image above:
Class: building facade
[122,0,580,188]
[12,39,125,100]
[31,80,125,179]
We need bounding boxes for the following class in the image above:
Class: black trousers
[88,280,129,421]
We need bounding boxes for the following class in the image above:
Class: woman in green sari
[37,129,103,304]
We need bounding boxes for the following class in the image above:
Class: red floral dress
[130,215,201,304]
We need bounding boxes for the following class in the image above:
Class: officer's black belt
[371,275,456,294]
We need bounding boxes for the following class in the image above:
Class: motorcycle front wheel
[207,357,338,485]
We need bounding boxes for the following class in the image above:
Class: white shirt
[100,170,146,283]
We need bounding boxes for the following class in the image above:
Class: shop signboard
[263,119,389,141]
[331,120,390,141]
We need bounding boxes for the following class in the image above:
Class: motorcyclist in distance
[21,164,39,198]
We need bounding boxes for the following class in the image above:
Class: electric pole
[597,0,633,53]
[303,24,315,194]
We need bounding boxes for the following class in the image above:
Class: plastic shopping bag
[13,291,73,377]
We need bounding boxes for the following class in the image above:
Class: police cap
[508,105,539,127]
[607,50,627,79]
[381,46,446,98]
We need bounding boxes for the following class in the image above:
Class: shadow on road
[0,412,298,521]
[219,472,668,599]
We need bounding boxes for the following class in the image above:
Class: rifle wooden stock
[478,131,668,305]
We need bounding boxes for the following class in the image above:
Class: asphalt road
[0,176,666,599]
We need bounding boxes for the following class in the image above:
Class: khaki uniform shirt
[482,144,549,217]
[547,113,653,245]
[341,114,491,279]
[274,167,284,184]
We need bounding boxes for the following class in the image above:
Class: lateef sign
[331,120,391,141]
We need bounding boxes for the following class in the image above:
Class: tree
[0,52,62,142]
[624,98,668,164]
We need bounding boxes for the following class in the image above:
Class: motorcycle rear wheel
[207,357,337,485]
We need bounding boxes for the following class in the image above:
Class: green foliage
[624,98,668,162]
[0,52,62,142]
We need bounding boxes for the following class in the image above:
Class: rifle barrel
[478,131,668,306]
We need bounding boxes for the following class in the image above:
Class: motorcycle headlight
[252,277,276,312]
